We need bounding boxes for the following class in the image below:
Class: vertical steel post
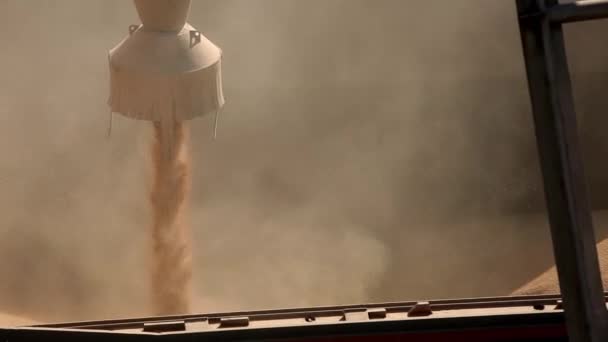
[516,1,608,341]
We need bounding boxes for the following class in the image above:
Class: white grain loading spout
[108,0,224,124]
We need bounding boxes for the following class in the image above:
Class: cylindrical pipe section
[134,0,191,31]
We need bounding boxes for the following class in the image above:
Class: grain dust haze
[2,0,608,325]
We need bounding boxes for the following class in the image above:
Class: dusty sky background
[1,0,608,324]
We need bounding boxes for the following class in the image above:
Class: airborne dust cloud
[2,0,608,325]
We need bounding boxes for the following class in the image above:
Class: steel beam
[516,1,608,341]
[549,0,608,23]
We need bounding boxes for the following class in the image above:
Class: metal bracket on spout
[129,24,140,35]
[190,30,202,47]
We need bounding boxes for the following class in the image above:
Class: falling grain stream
[149,117,192,315]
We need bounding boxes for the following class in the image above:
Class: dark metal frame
[516,0,608,341]
[1,294,586,341]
